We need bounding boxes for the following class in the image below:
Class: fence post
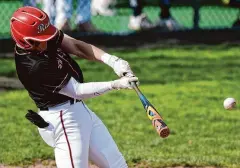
[193,0,200,29]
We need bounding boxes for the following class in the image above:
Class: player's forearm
[71,40,127,71]
[59,77,113,100]
[62,34,135,77]
[62,34,106,62]
[59,77,139,100]
[75,41,106,62]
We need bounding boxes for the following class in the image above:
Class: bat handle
[123,72,138,90]
[130,82,139,91]
[130,81,136,87]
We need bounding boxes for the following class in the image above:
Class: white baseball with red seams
[223,97,236,110]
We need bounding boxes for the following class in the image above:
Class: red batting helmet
[10,6,58,49]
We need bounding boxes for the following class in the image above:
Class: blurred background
[0,0,239,37]
[0,0,240,168]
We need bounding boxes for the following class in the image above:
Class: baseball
[223,97,236,110]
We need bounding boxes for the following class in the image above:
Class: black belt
[40,99,81,111]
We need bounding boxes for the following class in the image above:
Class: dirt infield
[0,163,97,168]
[0,164,219,168]
[0,160,220,168]
[0,77,23,89]
[0,166,219,168]
[0,165,98,168]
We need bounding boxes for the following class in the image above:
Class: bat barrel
[152,118,170,138]
[131,81,170,138]
[159,127,170,138]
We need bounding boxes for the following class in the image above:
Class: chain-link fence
[1,0,239,38]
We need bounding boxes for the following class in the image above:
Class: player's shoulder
[48,30,64,48]
[15,46,49,75]
[15,45,31,57]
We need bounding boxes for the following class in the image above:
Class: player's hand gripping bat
[131,82,170,138]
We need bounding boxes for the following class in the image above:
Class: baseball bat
[131,82,170,138]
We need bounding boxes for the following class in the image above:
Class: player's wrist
[110,80,120,90]
[111,77,139,90]
[101,53,119,68]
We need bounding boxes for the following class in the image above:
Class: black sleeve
[57,30,64,46]
[47,30,64,49]
[30,58,71,93]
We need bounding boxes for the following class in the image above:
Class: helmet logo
[37,22,50,34]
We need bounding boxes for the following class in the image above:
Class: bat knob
[159,127,170,138]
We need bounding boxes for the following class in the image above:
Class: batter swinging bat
[131,82,170,138]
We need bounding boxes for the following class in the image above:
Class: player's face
[35,41,47,51]
[28,40,47,51]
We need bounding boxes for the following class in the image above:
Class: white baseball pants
[38,100,127,168]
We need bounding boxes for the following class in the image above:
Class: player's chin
[34,43,47,51]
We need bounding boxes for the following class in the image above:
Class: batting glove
[101,54,135,77]
[111,76,139,90]
[25,110,49,128]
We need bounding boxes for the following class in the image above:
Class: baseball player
[11,6,139,168]
[128,0,182,31]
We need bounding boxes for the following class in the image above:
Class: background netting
[1,0,239,38]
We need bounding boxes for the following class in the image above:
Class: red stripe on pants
[60,110,75,168]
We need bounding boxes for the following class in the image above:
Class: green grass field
[0,44,240,167]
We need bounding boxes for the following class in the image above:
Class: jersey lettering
[57,58,63,69]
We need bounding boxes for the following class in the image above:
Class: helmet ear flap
[10,26,31,49]
[19,39,32,49]
[19,39,27,45]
